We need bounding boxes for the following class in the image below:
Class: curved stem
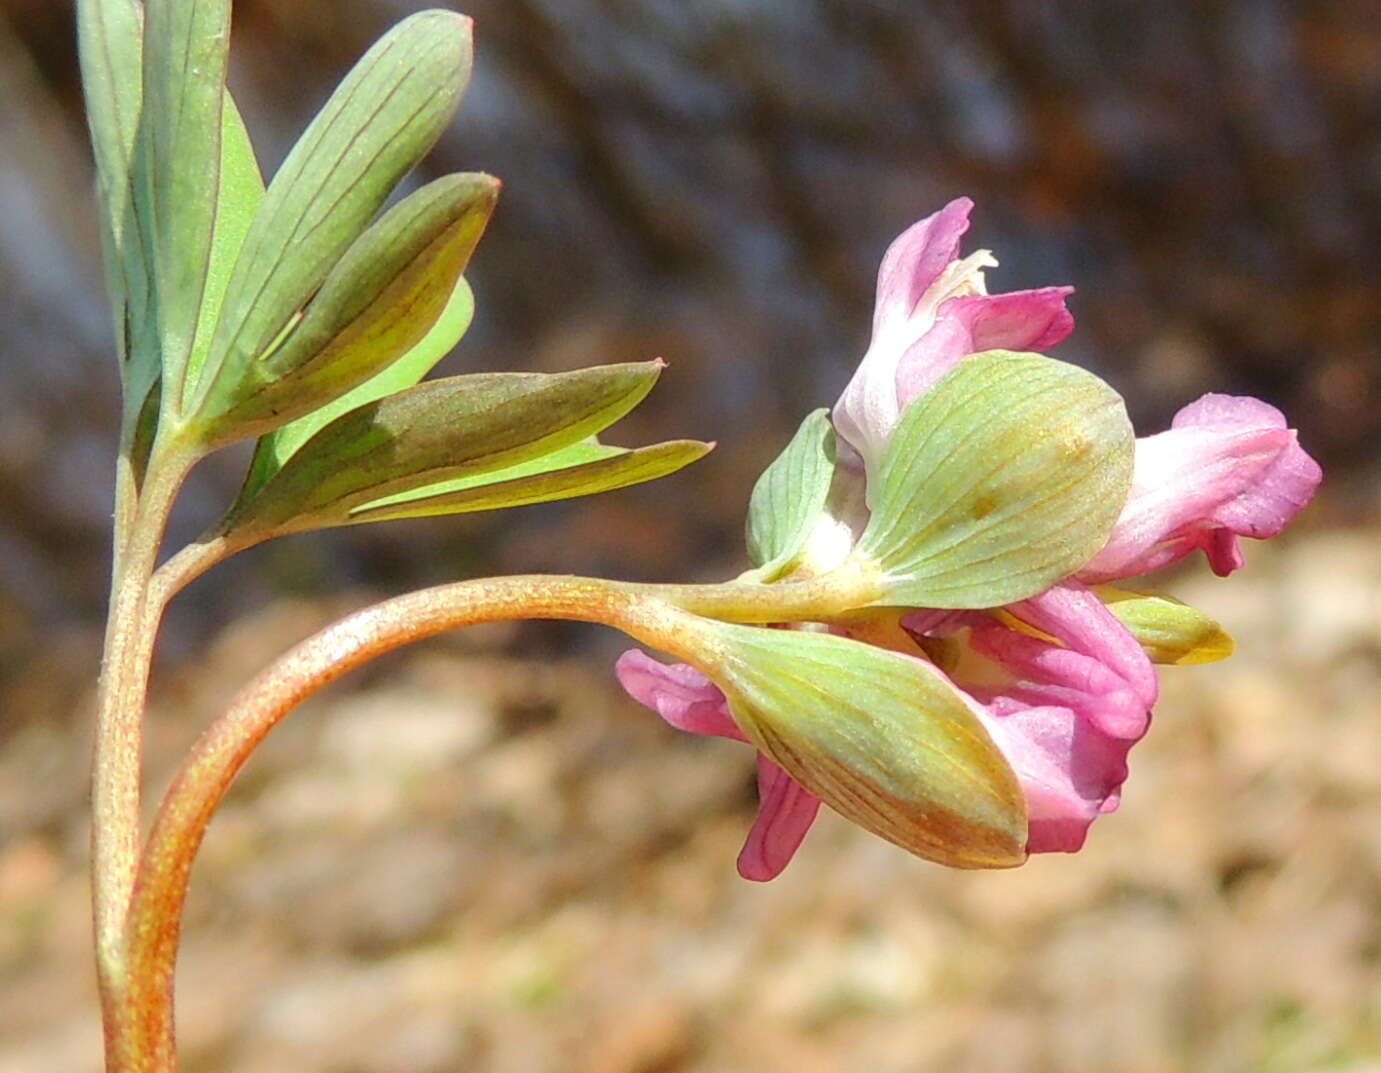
[121,574,717,1069]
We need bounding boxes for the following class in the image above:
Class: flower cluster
[618,198,1321,880]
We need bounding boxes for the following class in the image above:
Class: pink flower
[1078,394,1322,582]
[615,650,820,881]
[832,197,1074,485]
[618,201,1321,879]
[903,581,1158,854]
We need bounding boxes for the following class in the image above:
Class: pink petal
[614,649,746,741]
[736,757,823,881]
[1079,393,1321,582]
[899,608,987,636]
[894,286,1076,414]
[1174,395,1322,541]
[872,197,974,333]
[1006,580,1157,711]
[959,286,1076,353]
[968,625,1151,741]
[927,590,1157,854]
[973,701,1135,853]
[618,652,820,882]
[833,200,977,475]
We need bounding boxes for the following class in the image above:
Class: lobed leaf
[194,172,497,444]
[192,10,473,413]
[857,350,1134,609]
[182,96,266,409]
[226,362,665,536]
[745,409,836,577]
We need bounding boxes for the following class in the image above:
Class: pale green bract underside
[694,619,1027,869]
[745,408,836,579]
[857,350,1136,609]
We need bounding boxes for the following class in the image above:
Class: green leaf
[856,350,1134,609]
[132,0,232,399]
[348,437,713,523]
[745,409,836,577]
[1099,587,1235,665]
[78,0,143,254]
[77,0,153,403]
[694,620,1027,868]
[193,10,473,415]
[238,274,475,504]
[194,172,498,444]
[226,362,665,536]
[182,95,266,410]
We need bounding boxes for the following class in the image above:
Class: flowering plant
[74,2,1318,1069]
[619,198,1320,877]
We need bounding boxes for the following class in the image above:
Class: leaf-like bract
[193,11,472,417]
[227,362,666,536]
[696,620,1027,868]
[745,409,836,577]
[858,350,1134,609]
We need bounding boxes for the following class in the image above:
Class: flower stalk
[117,570,872,1068]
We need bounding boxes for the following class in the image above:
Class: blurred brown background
[1,2,1379,1071]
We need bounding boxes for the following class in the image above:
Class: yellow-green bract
[856,350,1135,609]
[689,618,1028,868]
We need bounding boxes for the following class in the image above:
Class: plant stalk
[93,439,196,1066]
[116,562,882,1069]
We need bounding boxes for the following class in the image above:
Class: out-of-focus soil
[1,523,1378,1073]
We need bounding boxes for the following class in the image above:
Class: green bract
[224,362,708,538]
[186,10,473,436]
[745,409,836,580]
[133,0,233,401]
[77,1,708,538]
[1100,588,1235,665]
[240,275,477,503]
[687,618,1027,868]
[194,172,498,444]
[351,437,712,524]
[855,350,1135,609]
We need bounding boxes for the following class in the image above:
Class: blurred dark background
[1,0,1377,642]
[1,3,1379,1072]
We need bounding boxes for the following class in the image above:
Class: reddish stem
[119,575,701,1070]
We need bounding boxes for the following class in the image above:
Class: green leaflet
[182,96,266,412]
[225,362,666,537]
[77,0,153,407]
[856,350,1134,609]
[132,0,232,399]
[193,11,472,416]
[692,619,1027,868]
[348,437,712,523]
[745,409,836,578]
[193,172,497,445]
[78,0,143,258]
[239,274,475,504]
[1100,588,1235,665]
